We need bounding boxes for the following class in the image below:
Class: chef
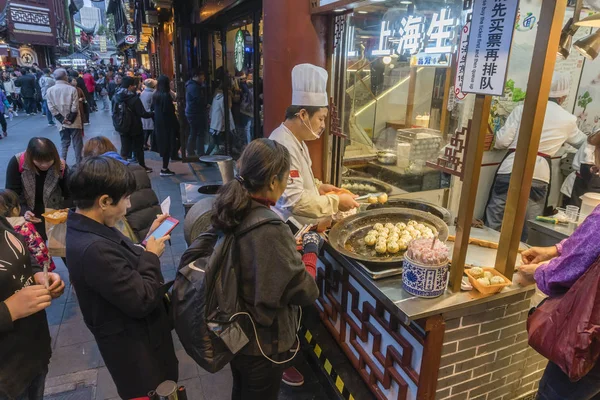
[270,63,359,224]
[485,71,587,240]
[561,133,600,207]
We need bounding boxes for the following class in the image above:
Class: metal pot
[328,208,449,265]
[367,198,452,225]
[377,150,397,165]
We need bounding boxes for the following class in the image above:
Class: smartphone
[142,217,179,246]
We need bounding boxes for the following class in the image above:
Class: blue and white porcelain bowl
[402,255,449,298]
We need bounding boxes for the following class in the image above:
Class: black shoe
[160,169,175,176]
[144,167,153,173]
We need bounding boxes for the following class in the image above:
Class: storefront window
[337,0,466,207]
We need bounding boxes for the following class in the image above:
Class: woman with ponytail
[210,138,319,399]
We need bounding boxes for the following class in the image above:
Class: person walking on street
[14,68,37,115]
[185,69,209,157]
[108,74,121,112]
[46,68,83,164]
[83,69,97,112]
[0,89,12,138]
[3,72,19,117]
[140,79,156,151]
[95,72,110,111]
[70,70,90,124]
[152,75,179,176]
[113,76,154,173]
[39,68,56,127]
[69,77,88,126]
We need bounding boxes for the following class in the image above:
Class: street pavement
[0,110,327,400]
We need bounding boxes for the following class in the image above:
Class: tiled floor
[1,110,330,399]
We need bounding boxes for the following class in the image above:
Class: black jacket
[115,88,153,136]
[65,212,178,399]
[182,201,318,357]
[14,74,36,99]
[152,92,179,157]
[0,217,50,399]
[184,79,208,117]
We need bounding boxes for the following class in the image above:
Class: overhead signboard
[461,0,520,96]
[125,35,137,44]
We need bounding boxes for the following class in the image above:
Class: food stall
[300,0,577,399]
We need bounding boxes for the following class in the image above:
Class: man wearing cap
[270,63,358,388]
[270,63,359,226]
[485,71,587,241]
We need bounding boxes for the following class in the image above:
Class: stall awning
[0,44,21,57]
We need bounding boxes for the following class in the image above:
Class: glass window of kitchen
[338,0,465,208]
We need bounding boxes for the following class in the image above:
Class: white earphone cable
[229,306,303,365]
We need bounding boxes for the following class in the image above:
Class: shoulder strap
[235,207,282,237]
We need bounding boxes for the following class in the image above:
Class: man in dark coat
[65,157,178,399]
[14,68,37,115]
[113,76,154,173]
[185,69,209,157]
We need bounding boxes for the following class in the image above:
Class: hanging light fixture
[558,0,583,59]
[576,13,600,27]
[574,29,600,59]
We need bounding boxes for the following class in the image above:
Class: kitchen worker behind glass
[485,71,586,241]
[270,63,359,223]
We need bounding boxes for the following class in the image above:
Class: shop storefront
[174,0,263,160]
[296,0,579,399]
[179,0,598,398]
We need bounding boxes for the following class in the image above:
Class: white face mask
[297,112,322,140]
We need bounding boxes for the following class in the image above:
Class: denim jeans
[485,174,548,242]
[99,94,110,110]
[60,128,83,164]
[230,354,285,400]
[0,368,47,400]
[42,100,54,124]
[537,361,600,400]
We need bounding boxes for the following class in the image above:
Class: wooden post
[450,95,492,292]
[417,315,445,400]
[495,0,567,279]
[405,67,418,127]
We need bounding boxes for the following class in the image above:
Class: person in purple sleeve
[519,132,600,399]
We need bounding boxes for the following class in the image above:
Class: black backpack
[112,99,133,134]
[172,208,281,373]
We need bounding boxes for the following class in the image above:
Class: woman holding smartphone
[65,156,178,399]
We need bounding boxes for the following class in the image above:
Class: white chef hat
[291,63,329,107]
[550,71,571,98]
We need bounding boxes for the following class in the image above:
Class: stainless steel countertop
[527,219,576,241]
[326,225,533,323]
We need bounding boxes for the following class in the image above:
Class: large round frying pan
[341,177,394,196]
[328,208,449,265]
[367,199,452,225]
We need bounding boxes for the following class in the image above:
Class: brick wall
[435,289,548,400]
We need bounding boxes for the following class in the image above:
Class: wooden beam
[495,0,568,279]
[450,95,492,293]
[405,67,418,128]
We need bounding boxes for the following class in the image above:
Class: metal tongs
[355,192,385,202]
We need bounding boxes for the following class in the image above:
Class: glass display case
[330,0,469,206]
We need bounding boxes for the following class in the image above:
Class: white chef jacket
[269,123,339,222]
[561,143,596,197]
[495,101,587,183]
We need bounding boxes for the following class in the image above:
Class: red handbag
[527,256,600,382]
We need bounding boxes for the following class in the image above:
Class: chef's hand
[319,184,338,196]
[24,211,42,224]
[3,285,51,321]
[146,235,170,257]
[34,272,65,299]
[149,214,170,235]
[338,193,359,211]
[521,246,558,265]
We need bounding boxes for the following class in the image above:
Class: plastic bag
[46,220,66,258]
